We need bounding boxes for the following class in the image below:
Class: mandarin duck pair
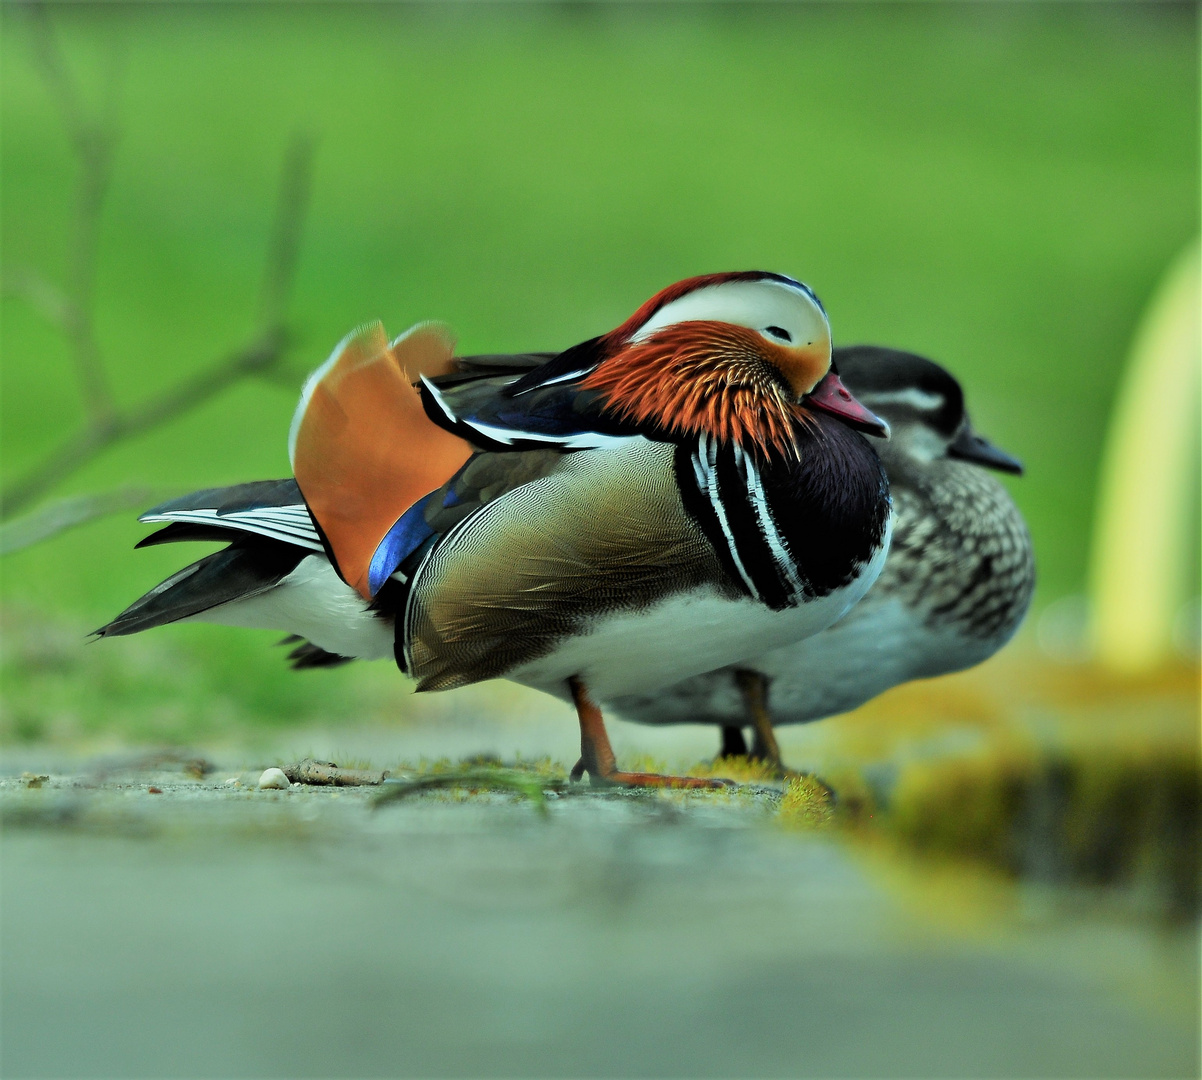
[99,272,1033,786]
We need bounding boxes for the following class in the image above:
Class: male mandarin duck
[98,272,893,788]
[611,347,1035,771]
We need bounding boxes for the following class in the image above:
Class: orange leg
[569,676,728,790]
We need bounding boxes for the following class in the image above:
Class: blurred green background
[1,2,1198,742]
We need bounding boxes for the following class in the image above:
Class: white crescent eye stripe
[630,278,829,348]
[856,388,945,412]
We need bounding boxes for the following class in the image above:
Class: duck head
[579,272,888,457]
[833,345,1023,474]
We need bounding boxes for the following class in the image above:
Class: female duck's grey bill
[948,426,1024,474]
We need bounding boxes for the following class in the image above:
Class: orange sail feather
[289,321,472,599]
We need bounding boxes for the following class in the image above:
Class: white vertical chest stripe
[696,433,761,601]
[733,444,804,603]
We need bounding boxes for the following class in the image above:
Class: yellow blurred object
[1090,239,1201,673]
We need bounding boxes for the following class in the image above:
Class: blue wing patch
[367,491,439,597]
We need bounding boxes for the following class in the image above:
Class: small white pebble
[257,768,290,790]
[223,777,241,787]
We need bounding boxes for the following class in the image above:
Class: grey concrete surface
[1,760,1198,1079]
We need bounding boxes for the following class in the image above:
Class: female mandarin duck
[612,347,1035,772]
[98,272,892,788]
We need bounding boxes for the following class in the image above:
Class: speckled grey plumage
[875,444,1034,647]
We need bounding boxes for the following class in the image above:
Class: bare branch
[25,0,93,159]
[258,134,314,333]
[25,0,119,424]
[281,759,388,787]
[0,6,313,528]
[0,487,159,556]
[1,267,77,330]
[255,362,318,390]
[1,329,288,518]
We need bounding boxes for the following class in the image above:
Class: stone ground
[2,714,1199,1079]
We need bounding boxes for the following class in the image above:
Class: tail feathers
[143,479,302,518]
[95,542,306,638]
[288,321,473,601]
[136,522,243,548]
[276,635,354,670]
[139,488,322,552]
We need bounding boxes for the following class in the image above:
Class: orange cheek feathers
[583,322,803,458]
[772,336,832,401]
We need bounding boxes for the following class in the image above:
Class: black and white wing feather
[137,480,323,552]
[420,374,635,453]
[420,344,636,453]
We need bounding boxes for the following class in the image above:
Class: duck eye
[764,326,792,343]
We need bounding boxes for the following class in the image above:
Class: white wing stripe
[421,375,632,450]
[464,418,636,451]
[419,376,458,427]
[510,367,593,395]
[224,509,315,528]
[140,507,324,552]
[423,373,636,451]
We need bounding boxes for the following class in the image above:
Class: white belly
[185,555,395,661]
[756,593,1005,722]
[611,592,1005,728]
[512,521,891,702]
